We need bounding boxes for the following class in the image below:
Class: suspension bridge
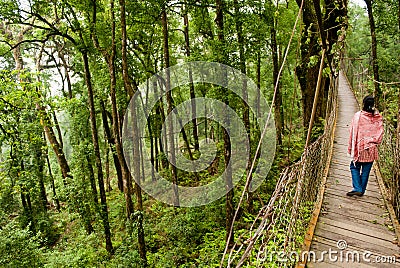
[226,70,400,267]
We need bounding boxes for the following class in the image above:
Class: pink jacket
[348,110,384,162]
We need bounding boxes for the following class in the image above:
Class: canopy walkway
[227,70,400,267]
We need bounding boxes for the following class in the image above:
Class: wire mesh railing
[226,75,338,267]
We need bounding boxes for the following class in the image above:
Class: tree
[182,1,200,152]
[214,0,235,249]
[295,0,347,134]
[161,1,180,206]
[119,0,147,263]
[365,0,381,108]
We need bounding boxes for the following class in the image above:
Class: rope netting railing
[226,76,338,267]
[342,57,400,220]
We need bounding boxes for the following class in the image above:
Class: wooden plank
[306,260,343,268]
[332,140,349,145]
[331,142,348,147]
[331,151,351,158]
[307,246,378,267]
[327,173,379,187]
[327,176,380,189]
[326,176,380,190]
[326,178,380,193]
[319,206,389,228]
[328,170,381,187]
[328,165,354,174]
[317,217,395,241]
[321,211,391,233]
[324,189,383,206]
[327,174,380,187]
[310,236,400,268]
[325,183,382,199]
[314,223,398,255]
[321,193,386,216]
[330,159,351,166]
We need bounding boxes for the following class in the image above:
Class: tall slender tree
[215,0,234,249]
[365,0,382,108]
[119,0,147,263]
[161,1,180,206]
[182,2,199,152]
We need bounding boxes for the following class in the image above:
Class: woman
[347,95,384,197]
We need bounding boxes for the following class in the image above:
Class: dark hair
[362,95,375,114]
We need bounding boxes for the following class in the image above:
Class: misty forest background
[0,0,399,267]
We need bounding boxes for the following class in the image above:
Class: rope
[304,48,326,148]
[287,20,303,162]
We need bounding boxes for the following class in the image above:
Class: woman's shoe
[347,191,363,196]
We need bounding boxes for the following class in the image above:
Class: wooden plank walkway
[306,72,400,267]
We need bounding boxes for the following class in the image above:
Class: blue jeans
[350,161,373,194]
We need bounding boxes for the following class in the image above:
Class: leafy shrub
[43,231,108,268]
[0,221,44,267]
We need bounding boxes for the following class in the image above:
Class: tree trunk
[162,3,180,206]
[147,118,156,180]
[271,22,283,146]
[365,0,381,108]
[52,111,64,149]
[295,0,323,133]
[37,149,48,211]
[394,83,400,215]
[256,51,261,119]
[233,0,250,138]
[105,141,112,192]
[233,0,254,211]
[91,0,135,220]
[40,107,72,185]
[131,104,147,266]
[155,84,169,170]
[82,51,113,254]
[21,191,35,233]
[86,154,99,204]
[38,176,48,210]
[150,79,158,175]
[101,101,124,192]
[44,137,60,211]
[183,3,199,152]
[20,161,35,233]
[215,0,234,249]
[57,44,73,99]
[295,0,348,135]
[119,0,147,264]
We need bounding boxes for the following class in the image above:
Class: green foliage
[0,0,346,265]
[145,203,225,267]
[44,231,109,268]
[0,221,44,267]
